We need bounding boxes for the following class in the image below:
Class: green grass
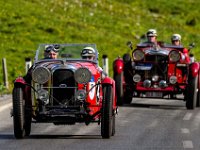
[1,0,200,92]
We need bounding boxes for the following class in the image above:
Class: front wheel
[13,86,31,138]
[114,72,124,106]
[196,73,200,107]
[185,76,197,109]
[101,85,114,139]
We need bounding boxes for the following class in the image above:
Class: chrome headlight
[169,76,177,84]
[152,75,159,82]
[32,66,51,84]
[143,80,151,88]
[37,89,49,105]
[169,50,181,62]
[74,67,91,84]
[132,49,144,61]
[133,74,141,82]
[159,80,167,88]
[76,90,86,101]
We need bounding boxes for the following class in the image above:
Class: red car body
[113,42,200,109]
[12,43,117,139]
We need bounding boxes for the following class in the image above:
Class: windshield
[34,43,98,63]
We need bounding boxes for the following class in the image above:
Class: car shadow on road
[120,102,186,110]
[28,134,102,139]
[0,134,102,139]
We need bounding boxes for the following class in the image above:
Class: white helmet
[171,34,181,41]
[146,29,157,37]
[81,47,95,57]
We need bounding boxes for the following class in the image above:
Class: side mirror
[188,42,195,51]
[126,41,133,50]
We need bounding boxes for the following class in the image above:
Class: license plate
[135,63,152,70]
[146,92,163,98]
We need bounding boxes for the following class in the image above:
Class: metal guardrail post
[25,58,32,73]
[2,58,9,89]
[102,54,109,76]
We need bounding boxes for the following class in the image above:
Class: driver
[81,47,96,60]
[44,45,59,59]
[146,29,158,44]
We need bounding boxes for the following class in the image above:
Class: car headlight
[37,89,49,105]
[75,90,86,101]
[152,75,159,82]
[169,50,181,62]
[74,67,91,84]
[169,76,177,84]
[132,49,144,61]
[133,74,141,82]
[32,66,51,84]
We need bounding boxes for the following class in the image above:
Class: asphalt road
[0,95,200,150]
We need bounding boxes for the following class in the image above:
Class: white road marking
[181,128,190,134]
[182,140,194,149]
[0,102,12,112]
[183,113,192,120]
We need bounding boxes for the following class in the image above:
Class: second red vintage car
[12,43,117,139]
[113,41,200,109]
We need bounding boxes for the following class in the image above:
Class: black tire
[124,91,133,104]
[186,76,197,109]
[111,112,115,136]
[13,86,31,138]
[196,73,200,107]
[123,53,131,63]
[101,85,114,139]
[114,72,124,106]
[25,105,32,136]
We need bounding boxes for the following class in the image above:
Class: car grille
[137,55,168,80]
[52,69,76,105]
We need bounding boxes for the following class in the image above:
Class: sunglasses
[45,45,59,53]
[81,49,95,55]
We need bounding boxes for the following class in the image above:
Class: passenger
[81,47,96,61]
[44,45,59,59]
[171,34,190,63]
[171,34,182,46]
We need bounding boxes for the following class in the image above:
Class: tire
[196,73,200,107]
[124,91,133,104]
[186,76,197,109]
[123,53,131,63]
[101,85,114,139]
[111,112,115,136]
[13,86,31,138]
[114,72,124,106]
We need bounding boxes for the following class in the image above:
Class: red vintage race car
[12,43,117,139]
[113,41,200,109]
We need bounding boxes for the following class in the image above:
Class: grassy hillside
[1,0,200,92]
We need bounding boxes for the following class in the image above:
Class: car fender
[14,76,27,87]
[102,77,117,109]
[113,58,124,74]
[13,76,31,103]
[189,62,199,78]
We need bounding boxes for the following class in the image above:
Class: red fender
[113,57,124,74]
[102,77,117,109]
[189,62,199,78]
[14,76,27,86]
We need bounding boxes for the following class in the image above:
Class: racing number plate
[146,92,163,98]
